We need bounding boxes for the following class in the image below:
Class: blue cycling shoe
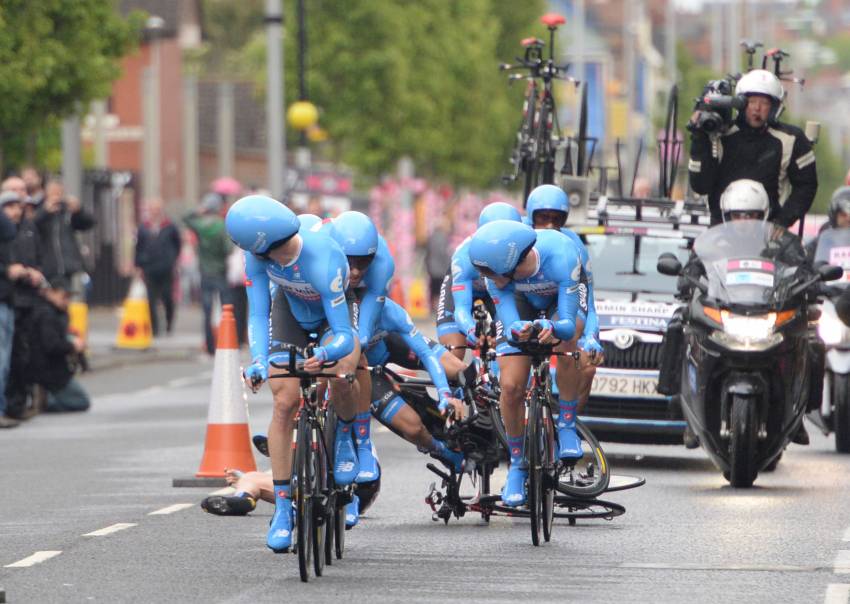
[345,494,360,528]
[431,440,464,474]
[355,443,380,483]
[557,425,583,461]
[334,420,360,485]
[267,496,294,552]
[501,464,528,507]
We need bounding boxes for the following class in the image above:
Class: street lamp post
[142,15,165,200]
[265,0,286,201]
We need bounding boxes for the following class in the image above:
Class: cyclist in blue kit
[467,220,583,507]
[321,211,395,486]
[226,195,362,553]
[437,202,522,359]
[523,184,604,410]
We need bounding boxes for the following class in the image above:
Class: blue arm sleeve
[245,252,271,363]
[315,262,355,362]
[357,245,394,348]
[451,262,478,337]
[554,254,581,341]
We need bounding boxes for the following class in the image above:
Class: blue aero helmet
[468,220,537,277]
[526,184,569,223]
[329,211,379,256]
[225,195,300,255]
[297,213,323,232]
[478,201,522,227]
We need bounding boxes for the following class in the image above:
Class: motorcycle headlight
[706,309,788,352]
[818,308,845,347]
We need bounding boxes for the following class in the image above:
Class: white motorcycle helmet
[720,179,770,222]
[735,69,785,123]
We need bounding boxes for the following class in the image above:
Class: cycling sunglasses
[347,254,375,272]
[532,209,568,229]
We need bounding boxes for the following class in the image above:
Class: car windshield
[814,227,850,288]
[584,233,691,296]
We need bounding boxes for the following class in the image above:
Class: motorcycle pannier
[657,311,685,396]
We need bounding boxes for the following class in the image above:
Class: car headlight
[705,308,791,352]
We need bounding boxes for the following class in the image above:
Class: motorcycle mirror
[657,253,683,276]
[819,263,844,282]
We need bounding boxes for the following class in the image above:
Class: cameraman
[688,69,817,228]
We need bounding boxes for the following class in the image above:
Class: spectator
[2,178,45,417]
[27,278,90,413]
[0,192,39,427]
[183,193,231,355]
[35,179,96,293]
[134,198,182,337]
[306,194,326,218]
[425,216,451,311]
[21,167,44,207]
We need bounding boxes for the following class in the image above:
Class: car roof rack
[582,194,711,237]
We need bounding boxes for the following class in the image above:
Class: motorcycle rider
[673,179,811,445]
[688,69,817,227]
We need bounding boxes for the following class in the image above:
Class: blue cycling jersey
[449,237,491,337]
[520,218,599,339]
[244,229,355,363]
[317,222,395,349]
[486,229,581,341]
[365,299,452,400]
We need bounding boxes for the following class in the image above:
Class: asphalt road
[2,354,850,604]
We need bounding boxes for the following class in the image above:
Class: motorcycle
[657,220,842,487]
[806,227,850,453]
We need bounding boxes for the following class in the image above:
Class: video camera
[687,79,745,134]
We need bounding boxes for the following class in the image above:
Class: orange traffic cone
[193,304,257,479]
[115,278,152,349]
[406,277,429,319]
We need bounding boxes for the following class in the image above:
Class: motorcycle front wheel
[728,395,758,488]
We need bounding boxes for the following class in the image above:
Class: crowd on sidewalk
[0,170,93,428]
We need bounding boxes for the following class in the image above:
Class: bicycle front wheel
[324,406,345,561]
[540,403,556,543]
[311,421,327,578]
[294,413,313,582]
[526,397,543,546]
[556,420,610,499]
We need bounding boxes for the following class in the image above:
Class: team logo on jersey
[330,267,345,293]
[570,260,581,282]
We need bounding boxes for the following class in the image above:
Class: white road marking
[209,487,235,496]
[83,523,137,537]
[825,584,850,604]
[620,562,816,572]
[376,425,390,434]
[836,551,850,574]
[167,373,212,389]
[148,503,194,515]
[5,550,62,568]
[843,527,850,542]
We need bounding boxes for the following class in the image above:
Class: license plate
[591,374,662,399]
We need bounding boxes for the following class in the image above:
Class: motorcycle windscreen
[814,227,850,288]
[693,220,807,307]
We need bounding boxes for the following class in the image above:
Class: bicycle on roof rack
[267,343,356,583]
[501,13,588,205]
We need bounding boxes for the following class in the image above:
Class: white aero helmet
[735,69,785,121]
[720,179,769,222]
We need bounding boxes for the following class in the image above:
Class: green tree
[0,0,144,171]
[204,1,544,187]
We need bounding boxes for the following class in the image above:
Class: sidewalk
[85,303,438,372]
[86,304,208,371]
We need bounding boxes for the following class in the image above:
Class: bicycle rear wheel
[294,413,313,582]
[526,397,543,546]
[540,403,556,543]
[556,420,610,499]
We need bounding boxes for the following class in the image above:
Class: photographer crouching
[688,69,817,227]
